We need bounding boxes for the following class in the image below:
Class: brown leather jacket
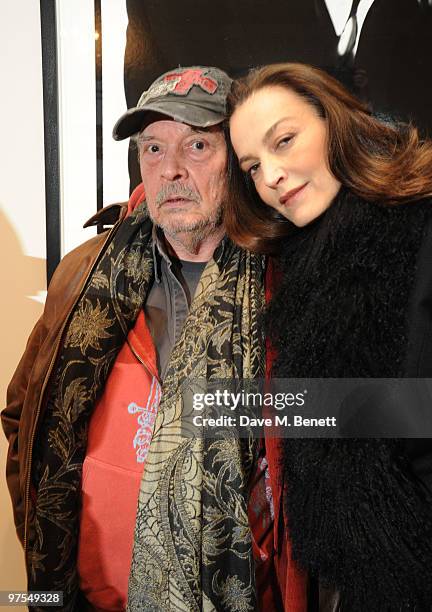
[1,204,126,554]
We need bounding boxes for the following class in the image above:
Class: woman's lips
[279,183,308,206]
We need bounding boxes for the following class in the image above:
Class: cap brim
[112,100,225,141]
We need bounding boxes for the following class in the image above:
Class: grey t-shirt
[145,232,207,379]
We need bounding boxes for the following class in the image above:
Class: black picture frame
[40,0,104,283]
[40,0,61,285]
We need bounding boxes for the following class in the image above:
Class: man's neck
[162,226,225,262]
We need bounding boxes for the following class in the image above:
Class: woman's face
[230,86,341,227]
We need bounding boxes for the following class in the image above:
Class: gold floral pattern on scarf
[28,205,155,611]
[128,242,265,611]
[65,298,115,354]
[27,202,265,612]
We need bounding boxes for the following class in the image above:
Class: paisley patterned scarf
[128,225,265,611]
[29,201,265,611]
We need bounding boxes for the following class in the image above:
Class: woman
[226,63,432,611]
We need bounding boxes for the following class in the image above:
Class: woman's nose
[262,160,287,189]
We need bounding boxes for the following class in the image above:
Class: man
[2,66,265,611]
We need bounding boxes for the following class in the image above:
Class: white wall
[56,0,97,254]
[0,2,47,607]
[56,0,130,255]
[101,0,130,204]
[0,1,130,601]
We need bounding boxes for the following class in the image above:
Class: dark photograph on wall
[39,0,432,274]
[124,0,432,189]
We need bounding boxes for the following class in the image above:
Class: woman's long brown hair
[225,63,432,253]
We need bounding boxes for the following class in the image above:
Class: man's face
[138,120,227,244]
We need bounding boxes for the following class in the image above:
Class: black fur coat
[267,190,432,611]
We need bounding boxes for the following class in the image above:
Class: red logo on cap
[164,69,218,96]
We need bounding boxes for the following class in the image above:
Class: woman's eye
[276,136,293,149]
[248,163,260,178]
[147,144,160,154]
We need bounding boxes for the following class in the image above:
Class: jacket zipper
[23,220,124,555]
[126,317,160,383]
[127,340,158,380]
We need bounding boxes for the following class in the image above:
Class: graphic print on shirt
[128,375,161,463]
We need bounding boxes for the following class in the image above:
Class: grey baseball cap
[112,65,232,141]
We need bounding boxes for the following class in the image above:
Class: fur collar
[267,190,432,610]
[267,189,429,377]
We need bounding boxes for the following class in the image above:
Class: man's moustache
[155,184,201,207]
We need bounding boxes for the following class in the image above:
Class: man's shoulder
[82,202,128,230]
[59,231,109,270]
[47,203,128,305]
[55,203,128,272]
